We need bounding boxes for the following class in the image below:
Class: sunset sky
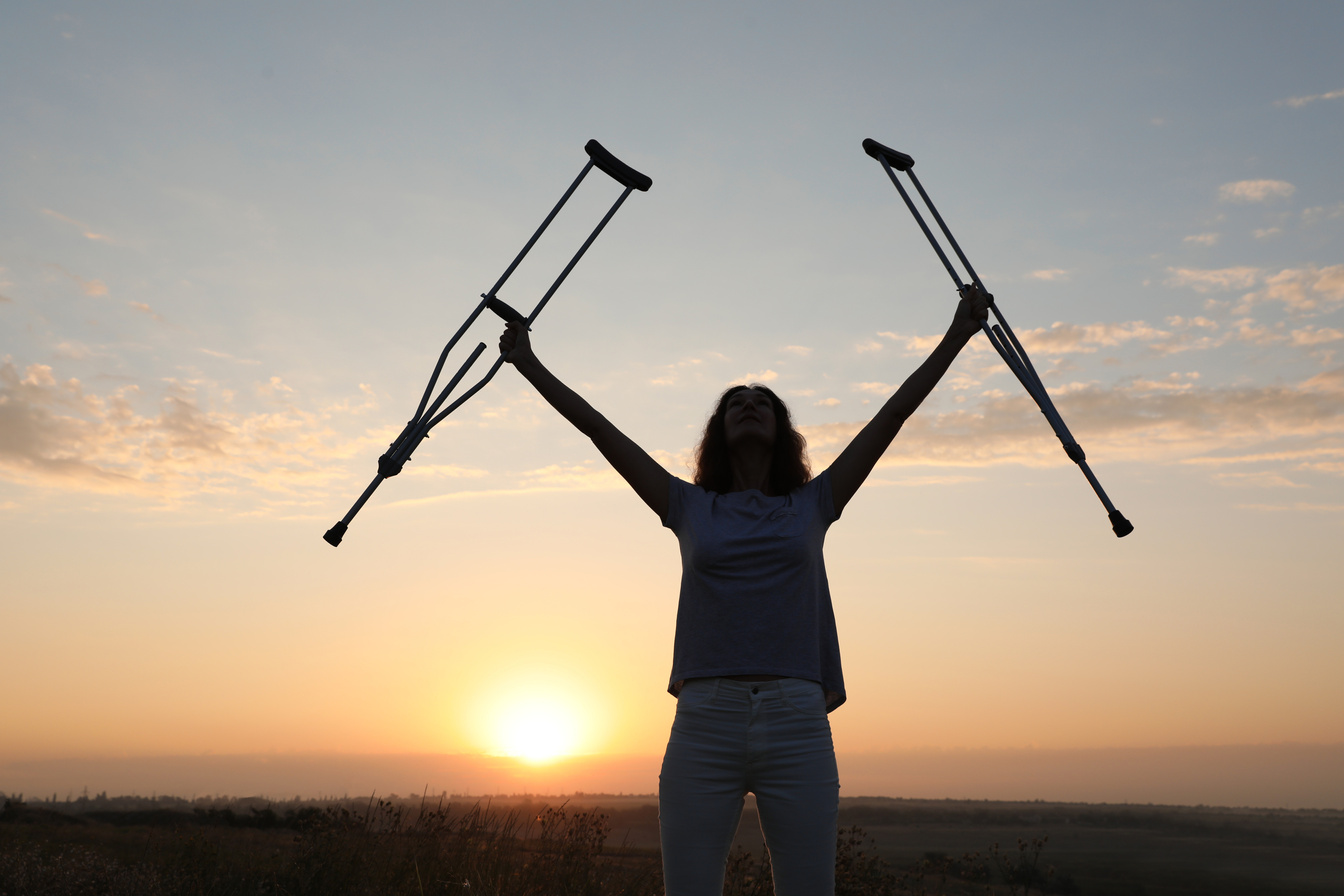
[3,2,1343,808]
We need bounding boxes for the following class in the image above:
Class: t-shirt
[661,470,846,711]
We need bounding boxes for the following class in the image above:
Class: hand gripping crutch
[323,140,653,547]
[862,138,1133,538]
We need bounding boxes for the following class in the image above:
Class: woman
[499,285,988,895]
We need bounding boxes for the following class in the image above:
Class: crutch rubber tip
[862,138,915,171]
[1109,510,1134,538]
[323,521,348,547]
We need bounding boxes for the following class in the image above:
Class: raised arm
[500,321,670,519]
[827,286,990,516]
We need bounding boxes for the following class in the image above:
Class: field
[2,792,1341,894]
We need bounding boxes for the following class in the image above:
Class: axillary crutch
[862,138,1133,538]
[323,139,653,547]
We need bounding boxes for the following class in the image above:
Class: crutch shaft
[324,140,652,547]
[863,136,1132,537]
[323,474,386,546]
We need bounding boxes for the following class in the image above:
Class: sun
[494,696,582,764]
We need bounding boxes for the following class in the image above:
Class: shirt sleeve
[814,470,840,523]
[662,475,690,531]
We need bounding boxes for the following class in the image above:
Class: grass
[5,793,1343,894]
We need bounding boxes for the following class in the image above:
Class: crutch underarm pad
[1109,510,1134,538]
[585,140,653,191]
[862,138,915,171]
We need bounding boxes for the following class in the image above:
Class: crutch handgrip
[585,139,653,192]
[862,138,915,171]
[485,295,528,326]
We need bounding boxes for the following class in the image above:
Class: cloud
[1253,227,1281,239]
[48,264,109,297]
[1016,321,1172,355]
[1276,88,1344,108]
[798,366,1344,473]
[386,460,639,507]
[1302,204,1344,226]
[814,397,841,407]
[0,361,382,503]
[1163,264,1344,316]
[41,208,114,242]
[1212,471,1304,489]
[519,462,624,490]
[128,301,164,322]
[1291,326,1344,346]
[852,382,896,395]
[876,331,964,355]
[1029,269,1070,281]
[1218,180,1296,202]
[201,348,262,365]
[1164,267,1261,293]
[402,463,489,480]
[864,474,985,487]
[780,345,812,356]
[733,369,778,385]
[1183,233,1220,247]
[1240,265,1344,313]
[649,355,706,387]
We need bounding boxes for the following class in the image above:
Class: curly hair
[692,384,811,495]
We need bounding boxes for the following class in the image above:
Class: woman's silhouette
[499,285,989,895]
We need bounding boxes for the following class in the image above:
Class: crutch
[862,138,1133,538]
[323,139,653,547]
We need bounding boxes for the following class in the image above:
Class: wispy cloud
[800,366,1344,473]
[1183,233,1220,247]
[1302,204,1344,226]
[733,369,778,385]
[201,348,263,365]
[1275,87,1344,108]
[1164,266,1261,293]
[41,208,114,243]
[0,361,382,504]
[649,354,707,387]
[128,301,165,322]
[1029,269,1070,281]
[1218,180,1296,202]
[1212,471,1304,489]
[1016,321,1172,355]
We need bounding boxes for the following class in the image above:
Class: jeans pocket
[778,678,827,718]
[675,677,720,711]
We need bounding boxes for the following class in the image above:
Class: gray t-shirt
[662,471,846,711]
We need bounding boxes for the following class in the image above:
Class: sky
[3,2,1343,807]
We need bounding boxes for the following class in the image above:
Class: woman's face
[723,388,777,450]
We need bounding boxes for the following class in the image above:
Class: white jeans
[658,677,840,896]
